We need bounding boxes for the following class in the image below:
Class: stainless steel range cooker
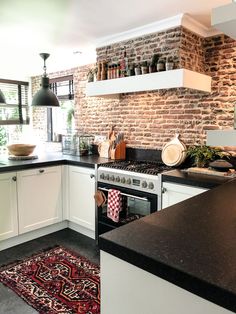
[96,160,172,241]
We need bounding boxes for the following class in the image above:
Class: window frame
[0,78,29,125]
[47,75,74,142]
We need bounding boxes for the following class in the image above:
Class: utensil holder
[110,141,126,160]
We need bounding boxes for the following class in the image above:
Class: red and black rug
[0,246,100,314]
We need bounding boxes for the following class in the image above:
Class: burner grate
[99,160,172,175]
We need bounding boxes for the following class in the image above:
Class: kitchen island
[99,178,236,314]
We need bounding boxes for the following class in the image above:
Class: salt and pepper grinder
[116,63,120,78]
[107,65,112,80]
[120,49,128,77]
[101,61,107,80]
[97,61,102,81]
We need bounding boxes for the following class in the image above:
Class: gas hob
[98,160,172,194]
[99,160,171,175]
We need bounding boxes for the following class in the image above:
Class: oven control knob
[142,181,148,188]
[126,178,131,185]
[121,177,126,184]
[100,173,105,180]
[105,174,109,180]
[110,175,115,182]
[116,176,120,182]
[148,182,154,190]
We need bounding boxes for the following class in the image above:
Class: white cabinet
[162,182,208,209]
[0,172,18,241]
[68,166,96,231]
[17,166,63,234]
[101,251,233,314]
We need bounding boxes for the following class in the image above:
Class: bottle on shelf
[112,64,117,79]
[97,61,102,81]
[120,49,128,77]
[107,64,112,80]
[116,63,120,78]
[101,61,107,80]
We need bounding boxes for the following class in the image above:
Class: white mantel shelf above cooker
[85,69,211,97]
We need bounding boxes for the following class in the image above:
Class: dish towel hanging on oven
[107,189,122,222]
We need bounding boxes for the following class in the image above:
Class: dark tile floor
[0,229,100,314]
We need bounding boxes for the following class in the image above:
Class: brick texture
[31,26,236,149]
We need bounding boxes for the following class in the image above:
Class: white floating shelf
[85,69,211,97]
[207,130,236,146]
[211,2,236,40]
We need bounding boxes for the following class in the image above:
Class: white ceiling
[0,0,231,80]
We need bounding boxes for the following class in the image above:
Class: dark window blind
[0,79,29,125]
[49,75,74,100]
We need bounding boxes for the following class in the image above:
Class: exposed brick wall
[179,27,205,73]
[97,27,181,69]
[31,26,236,149]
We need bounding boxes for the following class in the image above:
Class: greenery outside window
[0,79,29,125]
[47,75,74,142]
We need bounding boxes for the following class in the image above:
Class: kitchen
[0,0,236,313]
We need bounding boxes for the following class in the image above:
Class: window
[47,75,75,141]
[50,75,74,101]
[0,79,29,125]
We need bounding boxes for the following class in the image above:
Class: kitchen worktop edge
[99,179,236,313]
[0,152,111,172]
[162,169,231,188]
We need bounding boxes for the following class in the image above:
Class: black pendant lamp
[0,89,6,104]
[32,53,59,107]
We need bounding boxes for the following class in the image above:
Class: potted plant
[156,58,166,72]
[141,61,149,74]
[134,63,141,76]
[87,68,94,82]
[165,56,174,71]
[126,64,135,76]
[186,145,226,168]
[79,140,89,156]
[93,67,98,81]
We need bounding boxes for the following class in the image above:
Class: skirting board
[0,221,95,251]
[0,221,68,251]
[68,221,95,240]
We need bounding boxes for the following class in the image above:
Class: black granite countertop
[162,168,232,188]
[99,179,236,313]
[0,152,111,172]
[0,151,232,190]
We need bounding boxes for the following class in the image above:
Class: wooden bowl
[7,144,36,156]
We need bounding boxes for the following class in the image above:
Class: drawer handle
[12,176,17,181]
[39,169,45,173]
[90,174,95,179]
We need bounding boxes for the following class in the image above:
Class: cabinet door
[17,166,62,234]
[68,166,95,231]
[0,172,18,241]
[162,182,208,209]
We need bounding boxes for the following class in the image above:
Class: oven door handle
[98,187,148,201]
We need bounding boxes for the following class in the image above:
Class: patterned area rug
[0,246,100,314]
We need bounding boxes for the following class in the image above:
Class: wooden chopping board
[186,167,235,177]
[161,134,186,166]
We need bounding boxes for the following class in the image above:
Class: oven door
[96,182,157,241]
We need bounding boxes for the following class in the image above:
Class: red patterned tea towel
[107,189,122,222]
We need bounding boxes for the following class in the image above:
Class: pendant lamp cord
[39,53,50,78]
[43,58,47,77]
